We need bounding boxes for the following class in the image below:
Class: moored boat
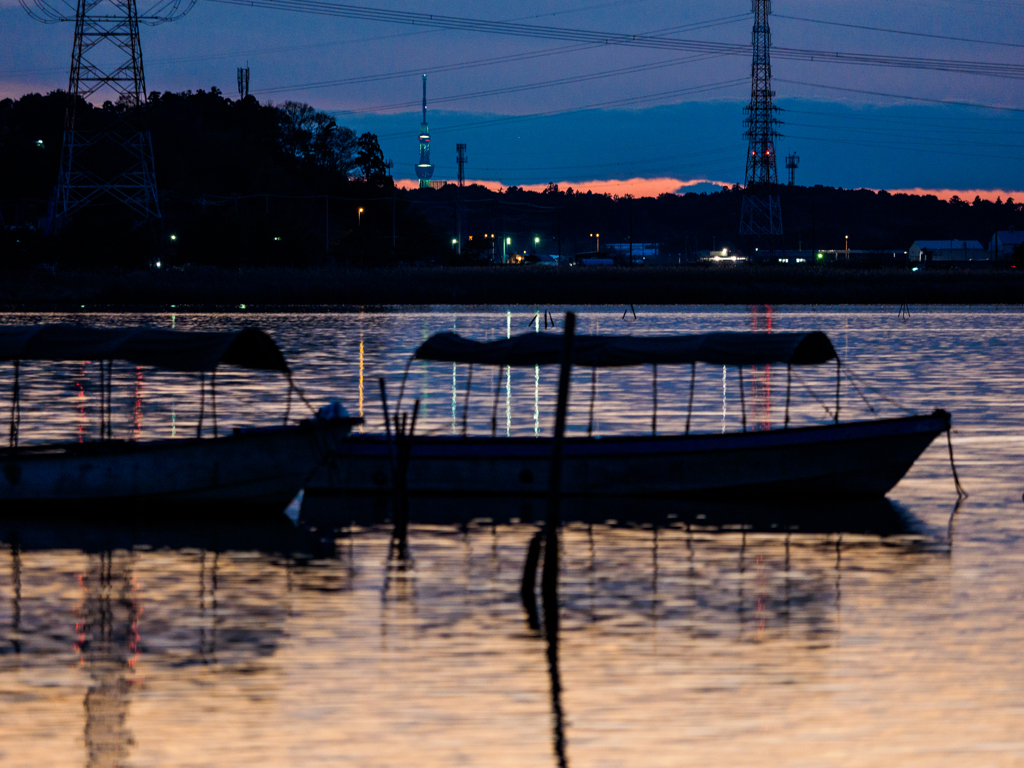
[0,325,360,517]
[308,327,951,501]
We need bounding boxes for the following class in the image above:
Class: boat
[308,325,951,502]
[0,324,361,516]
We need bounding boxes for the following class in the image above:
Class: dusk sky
[4,0,1023,199]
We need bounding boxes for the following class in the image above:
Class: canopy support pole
[685,362,695,436]
[395,356,414,414]
[196,372,205,439]
[106,360,113,440]
[9,360,19,449]
[284,374,293,426]
[491,365,504,438]
[785,364,792,429]
[587,368,596,437]
[98,359,105,441]
[211,370,218,438]
[738,366,747,433]
[651,364,658,436]
[461,364,473,438]
[835,358,841,424]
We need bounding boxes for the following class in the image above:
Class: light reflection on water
[1,305,1023,766]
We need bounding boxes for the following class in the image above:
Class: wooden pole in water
[542,311,575,599]
[542,311,574,768]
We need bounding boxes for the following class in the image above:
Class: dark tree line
[0,88,420,267]
[2,87,1022,269]
[408,182,1024,263]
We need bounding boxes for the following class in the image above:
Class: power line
[777,78,1024,113]
[774,13,1024,49]
[330,53,725,115]
[371,78,749,139]
[785,121,1024,150]
[785,133,1024,163]
[204,0,1024,80]
[784,107,1024,128]
[253,14,747,96]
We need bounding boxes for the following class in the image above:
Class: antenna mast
[237,63,250,99]
[785,152,799,186]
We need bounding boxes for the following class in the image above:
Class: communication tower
[739,0,783,256]
[456,143,466,187]
[785,152,799,186]
[21,0,196,226]
[415,74,435,188]
[237,63,250,99]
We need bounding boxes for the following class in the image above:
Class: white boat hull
[0,417,358,517]
[308,412,949,500]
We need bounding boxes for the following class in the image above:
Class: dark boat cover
[415,330,836,367]
[0,325,289,372]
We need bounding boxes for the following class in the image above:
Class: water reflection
[0,506,986,768]
[78,551,138,768]
[0,308,1022,765]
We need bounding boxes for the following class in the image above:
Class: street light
[590,232,600,251]
[358,207,364,227]
[503,236,511,263]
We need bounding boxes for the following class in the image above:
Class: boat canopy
[414,330,837,367]
[0,325,290,372]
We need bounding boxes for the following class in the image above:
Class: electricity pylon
[20,0,196,227]
[739,0,783,258]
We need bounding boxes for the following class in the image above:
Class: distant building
[989,230,1024,260]
[909,240,986,263]
[604,242,660,263]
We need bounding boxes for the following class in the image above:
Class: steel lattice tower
[739,0,783,255]
[21,0,195,227]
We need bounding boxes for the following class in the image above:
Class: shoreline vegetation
[1,265,1022,309]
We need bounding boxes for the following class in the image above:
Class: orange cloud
[881,188,1024,203]
[395,177,732,197]
[395,178,1022,203]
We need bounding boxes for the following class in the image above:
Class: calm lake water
[1,305,1023,766]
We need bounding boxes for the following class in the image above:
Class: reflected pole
[543,312,574,768]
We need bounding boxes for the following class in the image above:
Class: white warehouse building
[909,240,987,263]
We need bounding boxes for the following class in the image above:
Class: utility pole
[456,143,467,256]
[628,196,634,267]
[386,158,396,250]
[739,0,783,260]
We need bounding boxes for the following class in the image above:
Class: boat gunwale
[0,416,363,460]
[333,410,950,458]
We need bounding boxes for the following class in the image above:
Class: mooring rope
[946,426,968,499]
